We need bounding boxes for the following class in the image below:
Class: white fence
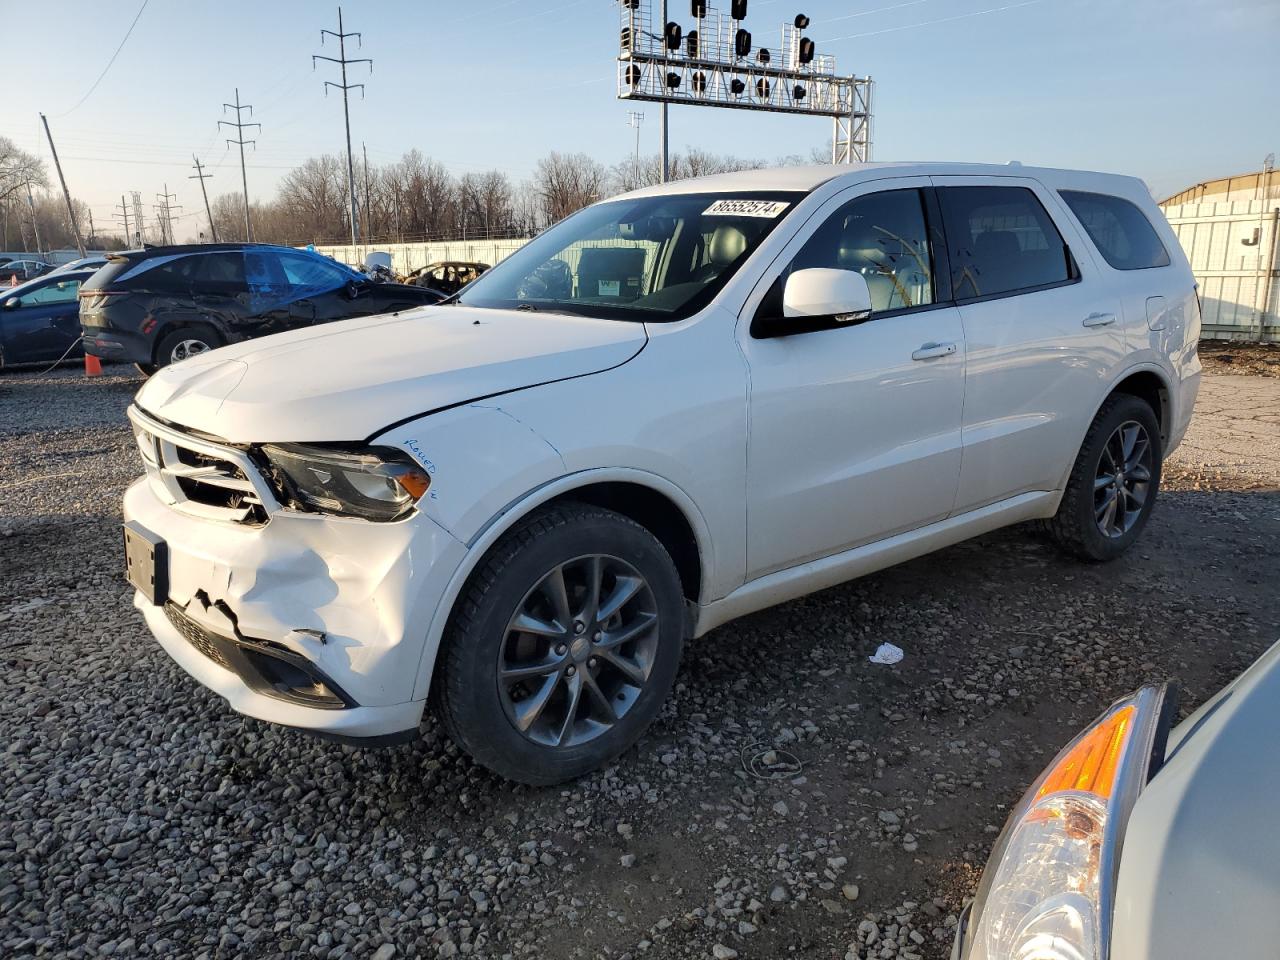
[1160,198,1280,342]
[309,238,533,276]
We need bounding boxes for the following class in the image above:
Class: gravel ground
[2,364,1278,960]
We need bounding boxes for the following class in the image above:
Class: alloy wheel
[1094,420,1153,538]
[498,554,659,748]
[170,339,211,363]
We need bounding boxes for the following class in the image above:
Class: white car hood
[135,305,647,443]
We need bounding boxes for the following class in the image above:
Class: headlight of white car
[962,684,1173,960]
[259,443,431,522]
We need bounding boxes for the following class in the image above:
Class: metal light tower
[617,2,873,164]
[314,6,372,251]
[627,111,645,188]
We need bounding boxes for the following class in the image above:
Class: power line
[219,88,261,241]
[314,6,372,250]
[819,0,1042,42]
[52,0,150,118]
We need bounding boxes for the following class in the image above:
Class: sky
[4,0,1278,237]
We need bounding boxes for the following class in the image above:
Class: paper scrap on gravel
[868,642,904,665]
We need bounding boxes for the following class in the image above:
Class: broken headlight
[258,443,430,522]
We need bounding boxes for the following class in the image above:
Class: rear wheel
[434,503,686,785]
[154,325,222,369]
[1041,393,1162,562]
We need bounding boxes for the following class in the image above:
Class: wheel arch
[150,314,230,363]
[411,468,713,702]
[1101,364,1172,445]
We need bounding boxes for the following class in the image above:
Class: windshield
[458,191,803,322]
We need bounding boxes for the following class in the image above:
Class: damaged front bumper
[123,473,467,741]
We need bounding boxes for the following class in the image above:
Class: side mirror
[2,297,18,310]
[782,268,872,321]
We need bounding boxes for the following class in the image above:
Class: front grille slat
[128,407,274,526]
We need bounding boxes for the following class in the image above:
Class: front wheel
[433,503,686,785]
[1041,393,1162,562]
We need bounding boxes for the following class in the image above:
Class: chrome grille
[128,407,277,525]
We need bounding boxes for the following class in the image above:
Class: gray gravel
[2,364,1278,960]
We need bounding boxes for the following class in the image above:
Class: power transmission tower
[39,113,87,257]
[130,191,147,246]
[190,156,218,243]
[154,184,180,245]
[115,195,131,247]
[219,88,260,242]
[314,7,372,250]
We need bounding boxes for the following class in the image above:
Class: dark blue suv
[79,244,443,374]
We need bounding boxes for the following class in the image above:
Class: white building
[1159,167,1279,342]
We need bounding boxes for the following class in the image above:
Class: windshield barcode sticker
[703,199,790,218]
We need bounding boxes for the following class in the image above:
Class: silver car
[955,640,1280,960]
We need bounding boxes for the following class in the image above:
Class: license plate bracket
[123,521,168,606]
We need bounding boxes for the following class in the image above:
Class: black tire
[153,325,222,370]
[134,362,158,377]
[1041,393,1162,562]
[433,502,686,785]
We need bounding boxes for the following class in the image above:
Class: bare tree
[278,156,349,240]
[0,137,47,205]
[534,152,607,225]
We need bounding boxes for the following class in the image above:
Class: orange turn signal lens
[1035,704,1134,802]
[393,468,431,501]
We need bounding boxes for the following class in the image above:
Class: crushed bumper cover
[124,475,467,740]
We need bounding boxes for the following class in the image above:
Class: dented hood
[135,305,647,443]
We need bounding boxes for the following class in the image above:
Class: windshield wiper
[514,303,538,312]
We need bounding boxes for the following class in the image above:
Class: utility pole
[25,181,44,257]
[39,113,86,257]
[314,6,372,252]
[190,156,218,242]
[660,0,669,183]
[87,209,97,248]
[219,87,260,242]
[627,111,644,189]
[362,141,373,242]
[115,194,131,247]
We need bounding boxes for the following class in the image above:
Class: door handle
[911,341,957,361]
[1082,312,1117,327]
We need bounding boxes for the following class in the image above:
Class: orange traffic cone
[85,354,103,378]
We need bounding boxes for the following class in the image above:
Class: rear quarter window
[1059,190,1171,271]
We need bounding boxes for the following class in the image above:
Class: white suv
[123,163,1201,783]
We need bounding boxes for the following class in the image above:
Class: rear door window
[937,186,1074,300]
[1059,191,1171,270]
